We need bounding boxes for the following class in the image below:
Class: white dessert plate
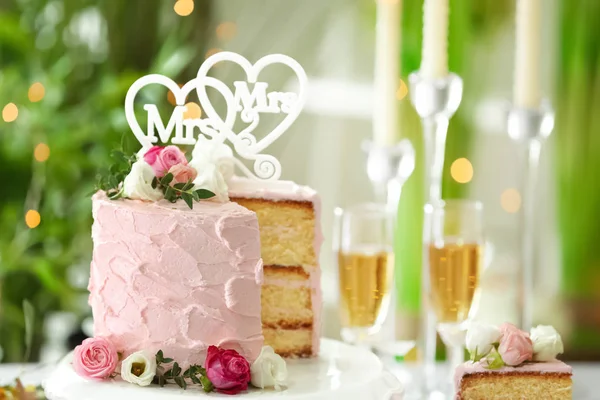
[44,338,403,400]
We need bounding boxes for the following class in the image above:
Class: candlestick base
[362,139,415,208]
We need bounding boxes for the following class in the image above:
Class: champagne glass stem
[447,343,464,391]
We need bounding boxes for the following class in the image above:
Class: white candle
[514,0,542,109]
[373,0,401,146]
[420,0,449,79]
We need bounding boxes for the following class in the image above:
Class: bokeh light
[167,84,184,106]
[450,158,473,184]
[2,103,18,122]
[501,188,522,213]
[205,48,221,59]
[396,79,408,100]
[34,143,51,162]
[183,102,202,120]
[174,0,194,16]
[25,210,41,229]
[28,82,46,102]
[216,22,237,42]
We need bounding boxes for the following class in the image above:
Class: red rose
[205,346,251,395]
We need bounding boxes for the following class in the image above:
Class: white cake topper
[124,51,307,181]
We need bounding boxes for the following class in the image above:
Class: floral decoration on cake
[95,138,234,208]
[465,322,564,369]
[71,337,288,395]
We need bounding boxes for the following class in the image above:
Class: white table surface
[1,361,598,399]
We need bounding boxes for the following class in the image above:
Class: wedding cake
[44,51,401,399]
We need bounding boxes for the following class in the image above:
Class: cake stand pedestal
[44,339,403,400]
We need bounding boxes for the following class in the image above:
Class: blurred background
[0,0,599,365]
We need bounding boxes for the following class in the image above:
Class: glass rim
[424,199,483,212]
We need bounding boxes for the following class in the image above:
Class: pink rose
[205,346,251,395]
[499,322,523,336]
[72,337,118,381]
[143,145,187,177]
[498,328,533,366]
[168,163,198,186]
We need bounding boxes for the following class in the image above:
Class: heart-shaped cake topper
[124,51,307,181]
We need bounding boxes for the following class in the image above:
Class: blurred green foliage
[0,0,213,362]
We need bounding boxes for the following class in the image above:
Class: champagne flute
[424,200,484,389]
[333,203,395,345]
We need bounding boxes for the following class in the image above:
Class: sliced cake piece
[230,177,322,358]
[455,360,573,400]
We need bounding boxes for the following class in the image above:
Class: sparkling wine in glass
[334,204,395,345]
[424,200,484,392]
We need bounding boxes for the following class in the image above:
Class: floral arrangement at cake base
[71,337,287,395]
[465,322,565,368]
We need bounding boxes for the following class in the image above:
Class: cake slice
[458,323,572,399]
[230,178,322,357]
[455,360,573,399]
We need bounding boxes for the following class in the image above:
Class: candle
[514,0,542,109]
[373,0,401,146]
[420,0,449,79]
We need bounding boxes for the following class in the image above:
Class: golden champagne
[428,243,482,323]
[338,249,394,327]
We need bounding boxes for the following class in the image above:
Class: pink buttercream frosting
[229,177,323,356]
[455,360,573,391]
[89,191,264,368]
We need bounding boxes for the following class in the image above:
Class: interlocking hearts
[124,51,307,182]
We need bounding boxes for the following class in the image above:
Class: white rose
[465,323,502,361]
[120,350,156,386]
[123,159,163,201]
[190,136,234,202]
[530,325,564,361]
[250,346,287,390]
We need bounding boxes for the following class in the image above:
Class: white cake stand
[44,339,403,400]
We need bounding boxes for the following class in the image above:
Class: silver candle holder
[507,103,555,331]
[363,139,416,210]
[409,71,464,394]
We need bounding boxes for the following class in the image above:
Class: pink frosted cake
[89,191,264,367]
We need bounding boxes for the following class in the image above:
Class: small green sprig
[151,173,215,209]
[154,350,214,392]
[94,149,137,199]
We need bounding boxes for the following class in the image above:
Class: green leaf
[156,350,164,363]
[195,189,215,199]
[22,299,34,362]
[172,362,181,376]
[162,173,174,185]
[182,193,193,209]
[158,375,167,387]
[485,350,505,370]
[110,149,128,164]
[151,177,158,189]
[108,175,119,189]
[190,375,201,385]
[200,375,214,392]
[182,181,194,191]
[174,376,187,389]
[163,356,174,364]
[191,191,200,201]
[173,182,186,190]
[164,187,175,200]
